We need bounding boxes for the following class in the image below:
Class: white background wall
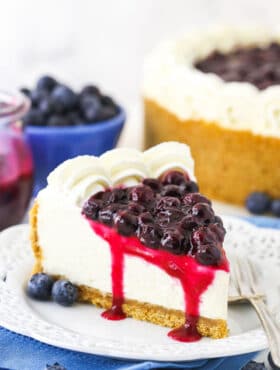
[0,0,279,109]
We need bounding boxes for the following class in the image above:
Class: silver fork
[230,256,280,367]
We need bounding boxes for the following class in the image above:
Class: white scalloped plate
[0,217,279,362]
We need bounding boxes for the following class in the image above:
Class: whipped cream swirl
[45,142,196,206]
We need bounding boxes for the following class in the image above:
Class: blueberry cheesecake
[30,142,229,342]
[144,26,280,204]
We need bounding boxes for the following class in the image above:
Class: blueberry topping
[82,198,102,220]
[271,199,280,217]
[27,273,54,300]
[191,203,215,224]
[51,280,78,307]
[195,244,221,266]
[82,170,225,265]
[161,185,183,197]
[161,229,185,255]
[142,178,162,192]
[161,170,190,186]
[183,181,199,193]
[156,196,181,209]
[115,210,138,236]
[182,192,211,206]
[36,75,57,92]
[98,204,119,226]
[246,192,271,214]
[45,363,67,370]
[129,185,154,204]
[137,223,162,249]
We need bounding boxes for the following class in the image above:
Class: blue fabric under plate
[0,215,277,370]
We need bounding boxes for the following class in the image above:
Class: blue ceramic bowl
[25,108,125,195]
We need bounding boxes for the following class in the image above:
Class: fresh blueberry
[246,192,271,214]
[241,360,266,369]
[80,84,100,97]
[97,105,117,121]
[27,273,54,300]
[271,199,280,217]
[51,85,78,113]
[45,362,67,370]
[39,98,54,116]
[47,115,69,127]
[20,87,31,97]
[36,75,57,92]
[30,88,49,107]
[23,109,45,126]
[51,280,78,307]
[66,111,83,126]
[80,95,101,122]
[101,95,116,107]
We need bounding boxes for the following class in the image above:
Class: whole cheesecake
[143,26,280,204]
[30,142,229,342]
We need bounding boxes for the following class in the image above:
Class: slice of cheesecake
[30,142,229,342]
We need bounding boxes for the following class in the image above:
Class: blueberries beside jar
[21,75,119,127]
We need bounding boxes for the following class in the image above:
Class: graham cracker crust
[144,98,280,205]
[29,203,228,339]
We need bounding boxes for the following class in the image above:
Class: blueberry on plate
[36,75,57,92]
[52,280,78,306]
[50,85,78,113]
[271,199,280,217]
[245,192,271,214]
[23,109,45,126]
[27,273,54,300]
[45,362,67,370]
[241,360,266,369]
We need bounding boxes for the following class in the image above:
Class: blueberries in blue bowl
[52,280,78,307]
[27,273,54,300]
[21,76,119,127]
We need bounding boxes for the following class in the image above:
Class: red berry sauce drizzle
[82,170,229,342]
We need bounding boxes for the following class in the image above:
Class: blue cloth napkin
[1,215,278,370]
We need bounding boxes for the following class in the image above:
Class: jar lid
[0,91,30,125]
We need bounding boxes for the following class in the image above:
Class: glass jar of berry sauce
[0,91,33,231]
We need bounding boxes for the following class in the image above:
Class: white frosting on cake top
[143,25,280,138]
[45,142,196,206]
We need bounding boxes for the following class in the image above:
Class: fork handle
[250,298,280,367]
